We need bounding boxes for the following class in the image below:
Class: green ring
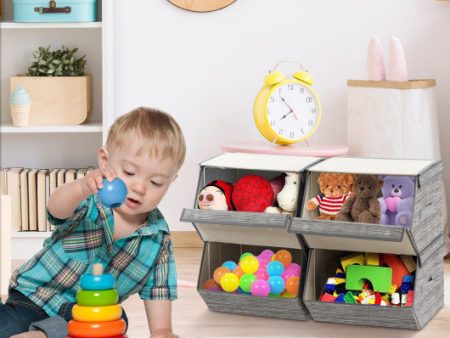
[76,289,119,307]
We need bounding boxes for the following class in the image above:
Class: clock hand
[279,89,298,120]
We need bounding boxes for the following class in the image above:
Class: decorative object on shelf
[167,0,236,13]
[9,85,32,126]
[254,61,322,146]
[231,174,273,212]
[306,173,354,221]
[10,46,92,125]
[265,172,300,215]
[197,180,234,211]
[97,178,128,208]
[13,0,97,23]
[335,174,383,224]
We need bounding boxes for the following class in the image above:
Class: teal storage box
[13,0,96,22]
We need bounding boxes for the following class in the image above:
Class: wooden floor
[119,248,450,338]
[11,249,450,337]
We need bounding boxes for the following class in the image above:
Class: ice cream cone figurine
[67,263,127,338]
[9,85,32,127]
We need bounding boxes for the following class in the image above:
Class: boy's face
[99,139,178,225]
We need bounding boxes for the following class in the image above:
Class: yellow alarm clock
[253,62,322,145]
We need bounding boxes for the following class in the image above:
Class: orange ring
[68,319,126,337]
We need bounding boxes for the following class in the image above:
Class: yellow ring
[72,304,122,322]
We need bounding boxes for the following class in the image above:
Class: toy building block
[400,255,417,273]
[365,252,379,266]
[389,284,398,294]
[345,265,392,293]
[335,283,346,294]
[343,291,357,304]
[320,293,337,302]
[341,252,364,272]
[405,290,414,306]
[334,294,346,303]
[380,254,409,288]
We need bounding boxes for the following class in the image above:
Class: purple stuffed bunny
[379,176,415,227]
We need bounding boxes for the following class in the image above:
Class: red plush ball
[232,175,274,212]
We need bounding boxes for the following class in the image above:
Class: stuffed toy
[232,174,273,212]
[336,174,383,224]
[379,176,414,227]
[197,180,234,211]
[269,173,286,206]
[265,172,300,215]
[306,173,354,220]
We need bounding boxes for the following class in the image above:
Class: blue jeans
[0,289,128,338]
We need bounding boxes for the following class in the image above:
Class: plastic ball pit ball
[213,266,230,284]
[97,178,128,208]
[250,279,270,297]
[239,273,257,293]
[220,273,240,292]
[268,276,285,295]
[266,261,284,277]
[240,255,259,274]
[285,276,300,296]
[274,249,292,267]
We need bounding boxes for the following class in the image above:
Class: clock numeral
[311,107,317,114]
[300,128,304,135]
[270,120,276,126]
[278,129,284,135]
[299,87,304,94]
[270,96,275,102]
[306,96,312,103]
[287,84,294,90]
[289,132,295,139]
[308,119,313,127]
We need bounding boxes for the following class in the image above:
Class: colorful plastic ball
[222,260,237,272]
[274,249,292,267]
[203,279,221,291]
[281,291,296,298]
[281,269,297,281]
[68,319,126,337]
[240,256,259,274]
[76,289,119,307]
[286,263,301,275]
[72,304,122,322]
[239,273,257,293]
[239,252,253,262]
[80,272,115,291]
[268,276,285,295]
[257,256,270,269]
[233,266,245,278]
[213,267,230,284]
[285,276,300,296]
[250,279,270,297]
[254,267,269,281]
[266,261,284,277]
[97,178,128,208]
[220,273,240,292]
[259,249,274,259]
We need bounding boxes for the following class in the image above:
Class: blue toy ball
[222,260,238,272]
[97,178,128,208]
[266,261,284,277]
[267,276,285,295]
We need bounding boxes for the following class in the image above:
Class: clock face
[266,82,320,142]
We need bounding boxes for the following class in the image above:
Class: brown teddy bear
[306,173,355,220]
[335,174,383,224]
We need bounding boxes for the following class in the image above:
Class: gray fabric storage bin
[180,152,322,320]
[291,157,445,329]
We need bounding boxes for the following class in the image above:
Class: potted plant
[10,46,92,125]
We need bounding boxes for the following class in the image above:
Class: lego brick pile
[320,252,416,307]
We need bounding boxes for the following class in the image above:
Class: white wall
[113,0,450,232]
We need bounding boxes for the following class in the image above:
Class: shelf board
[12,231,52,238]
[1,121,103,133]
[0,22,102,29]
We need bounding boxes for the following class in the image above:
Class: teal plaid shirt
[10,195,177,317]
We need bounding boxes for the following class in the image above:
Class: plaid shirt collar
[93,195,170,253]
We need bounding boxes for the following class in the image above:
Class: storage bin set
[181,153,445,329]
[13,0,97,22]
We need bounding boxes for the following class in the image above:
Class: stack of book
[0,166,95,233]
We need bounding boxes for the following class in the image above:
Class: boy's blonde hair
[106,107,186,169]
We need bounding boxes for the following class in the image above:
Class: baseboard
[171,231,203,248]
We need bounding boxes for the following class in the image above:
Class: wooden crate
[10,75,92,125]
[291,157,445,329]
[180,152,322,320]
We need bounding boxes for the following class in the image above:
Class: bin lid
[308,157,435,176]
[201,153,321,172]
[181,209,302,249]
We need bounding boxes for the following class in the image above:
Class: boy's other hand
[151,328,179,338]
[11,331,47,338]
[81,167,117,195]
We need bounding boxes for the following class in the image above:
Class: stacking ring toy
[98,178,128,208]
[66,336,127,338]
[68,319,126,338]
[72,304,122,322]
[76,289,119,307]
[80,272,115,290]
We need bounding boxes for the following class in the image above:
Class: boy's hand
[151,329,179,338]
[81,167,117,195]
[11,331,47,338]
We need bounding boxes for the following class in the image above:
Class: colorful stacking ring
[66,336,127,338]
[76,289,119,307]
[80,272,115,291]
[72,304,122,322]
[68,319,126,338]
